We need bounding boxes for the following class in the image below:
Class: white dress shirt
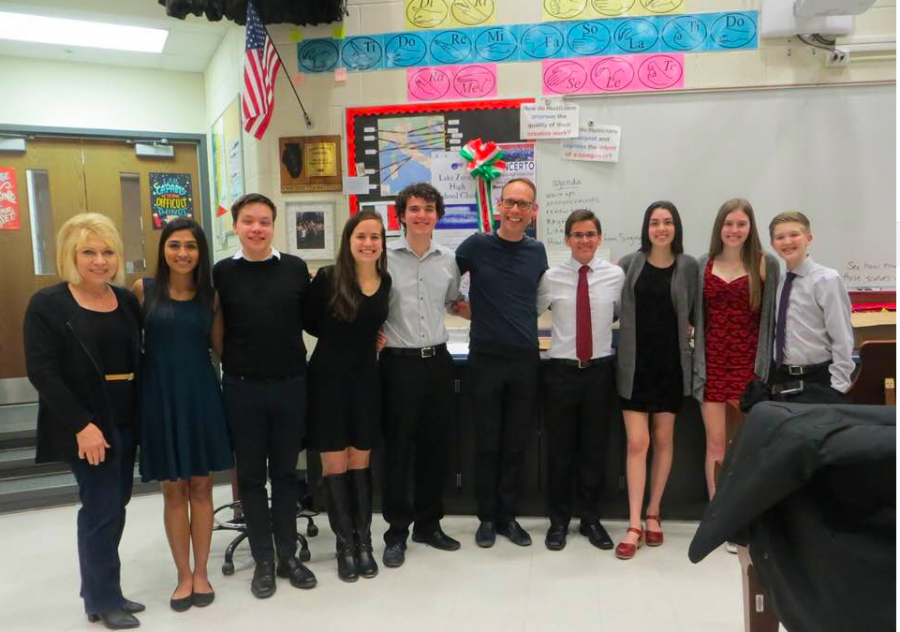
[232,247,281,261]
[774,256,855,392]
[538,255,625,360]
[383,236,462,348]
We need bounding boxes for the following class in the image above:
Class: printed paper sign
[407,64,497,101]
[431,151,477,203]
[543,53,685,96]
[493,142,536,194]
[562,124,622,162]
[0,167,20,230]
[149,173,194,229]
[542,0,687,21]
[520,100,580,139]
[405,0,497,30]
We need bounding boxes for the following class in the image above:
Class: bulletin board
[209,97,245,260]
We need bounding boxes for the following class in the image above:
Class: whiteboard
[535,84,896,289]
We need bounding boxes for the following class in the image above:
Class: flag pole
[261,23,313,129]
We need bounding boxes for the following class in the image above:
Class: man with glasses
[456,178,548,548]
[536,209,624,551]
[380,182,467,568]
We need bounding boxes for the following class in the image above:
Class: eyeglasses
[499,198,535,211]
[569,232,599,241]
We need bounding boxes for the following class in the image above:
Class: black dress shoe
[475,521,496,548]
[545,524,567,551]
[383,542,406,568]
[412,529,461,551]
[120,599,145,614]
[277,556,318,589]
[251,560,277,599]
[90,608,140,629]
[579,522,614,550]
[191,585,216,607]
[497,520,532,547]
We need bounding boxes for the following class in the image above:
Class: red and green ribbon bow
[460,139,506,233]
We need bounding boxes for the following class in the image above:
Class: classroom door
[0,137,200,383]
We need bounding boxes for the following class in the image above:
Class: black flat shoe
[251,560,277,599]
[120,599,145,614]
[170,593,192,613]
[497,520,532,547]
[545,524,567,551]
[89,608,140,629]
[475,521,496,548]
[277,557,318,589]
[412,528,461,551]
[191,587,216,607]
[382,542,406,568]
[579,522,614,550]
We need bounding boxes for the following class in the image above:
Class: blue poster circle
[661,16,707,51]
[566,21,612,57]
[613,18,658,53]
[298,40,339,73]
[710,13,756,49]
[475,28,518,62]
[385,33,427,67]
[430,30,473,65]
[519,24,565,60]
[341,37,383,71]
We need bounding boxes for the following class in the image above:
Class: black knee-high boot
[324,473,359,583]
[349,468,379,578]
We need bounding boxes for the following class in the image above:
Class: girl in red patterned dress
[693,199,780,500]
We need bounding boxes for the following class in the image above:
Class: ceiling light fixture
[0,12,168,53]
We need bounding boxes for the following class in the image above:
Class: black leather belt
[553,356,613,370]
[381,343,447,359]
[776,361,831,377]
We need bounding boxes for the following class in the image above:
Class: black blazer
[24,282,142,464]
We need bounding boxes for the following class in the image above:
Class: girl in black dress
[615,202,698,560]
[304,210,391,582]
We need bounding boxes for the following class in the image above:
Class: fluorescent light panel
[0,12,168,53]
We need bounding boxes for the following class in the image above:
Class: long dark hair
[330,210,388,322]
[709,198,764,311]
[147,218,214,328]
[639,200,684,255]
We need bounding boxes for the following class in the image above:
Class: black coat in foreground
[688,401,895,632]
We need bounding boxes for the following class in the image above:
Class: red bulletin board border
[345,98,535,214]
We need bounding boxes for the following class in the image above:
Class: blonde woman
[24,213,144,629]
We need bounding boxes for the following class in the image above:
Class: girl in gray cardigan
[692,199,779,501]
[615,201,698,560]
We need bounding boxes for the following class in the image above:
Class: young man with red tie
[537,209,624,551]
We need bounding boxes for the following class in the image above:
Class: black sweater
[213,253,310,378]
[24,283,142,464]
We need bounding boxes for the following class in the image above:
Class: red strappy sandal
[645,514,664,547]
[615,527,644,560]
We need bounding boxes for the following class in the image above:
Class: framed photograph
[285,201,335,260]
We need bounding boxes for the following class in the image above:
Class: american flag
[242,1,281,140]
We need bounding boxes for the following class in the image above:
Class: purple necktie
[774,271,797,366]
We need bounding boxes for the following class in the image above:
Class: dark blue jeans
[69,425,136,615]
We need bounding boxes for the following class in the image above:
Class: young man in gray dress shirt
[379,182,468,568]
[767,211,854,403]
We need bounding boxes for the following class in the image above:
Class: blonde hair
[768,211,811,240]
[56,213,125,286]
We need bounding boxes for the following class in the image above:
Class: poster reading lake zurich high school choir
[0,167,20,230]
[149,173,194,229]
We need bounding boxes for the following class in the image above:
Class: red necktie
[576,265,592,363]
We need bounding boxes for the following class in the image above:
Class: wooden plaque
[279,134,342,193]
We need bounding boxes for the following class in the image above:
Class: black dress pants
[69,424,136,615]
[543,358,615,527]
[769,362,849,404]
[468,350,539,523]
[380,350,454,546]
[222,373,306,563]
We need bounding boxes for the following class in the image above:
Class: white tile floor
[0,485,752,632]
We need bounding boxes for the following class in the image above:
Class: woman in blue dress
[133,218,233,612]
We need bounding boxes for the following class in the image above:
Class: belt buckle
[421,346,435,359]
[577,360,589,369]
[788,365,804,376]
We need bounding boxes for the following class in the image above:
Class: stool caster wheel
[222,562,234,576]
[299,548,311,563]
[307,524,319,537]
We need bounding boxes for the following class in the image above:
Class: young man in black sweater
[212,193,316,598]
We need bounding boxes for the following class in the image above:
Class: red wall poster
[0,167,20,231]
